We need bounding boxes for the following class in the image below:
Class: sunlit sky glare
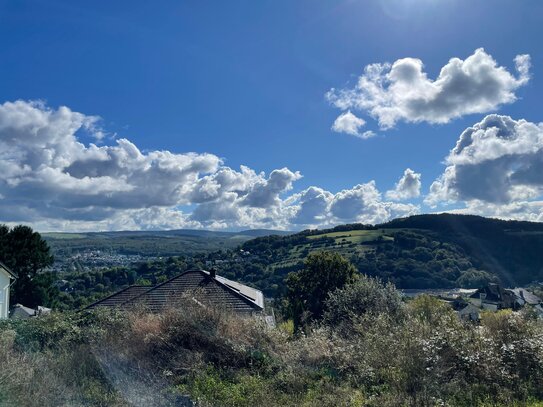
[1,0,543,231]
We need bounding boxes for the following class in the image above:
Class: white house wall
[0,270,10,319]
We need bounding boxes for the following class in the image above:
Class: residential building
[0,261,16,319]
[86,269,267,317]
[469,283,518,311]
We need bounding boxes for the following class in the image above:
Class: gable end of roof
[0,260,17,279]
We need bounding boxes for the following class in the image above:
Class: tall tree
[0,225,55,307]
[285,251,357,330]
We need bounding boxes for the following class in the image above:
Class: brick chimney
[210,268,217,278]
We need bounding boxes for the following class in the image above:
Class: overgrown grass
[1,288,543,406]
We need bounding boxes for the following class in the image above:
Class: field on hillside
[307,228,396,243]
[269,229,398,270]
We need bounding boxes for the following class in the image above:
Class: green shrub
[1,288,543,406]
[323,274,405,335]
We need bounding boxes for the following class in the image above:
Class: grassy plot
[269,229,398,269]
[261,228,416,278]
[307,228,396,244]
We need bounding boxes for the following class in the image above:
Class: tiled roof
[86,285,150,309]
[86,270,264,314]
[470,283,509,303]
[125,270,263,313]
[510,288,542,305]
[10,304,36,317]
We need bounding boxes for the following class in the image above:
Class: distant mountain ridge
[382,213,543,234]
[43,228,292,239]
[43,228,294,270]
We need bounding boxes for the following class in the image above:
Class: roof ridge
[121,269,263,310]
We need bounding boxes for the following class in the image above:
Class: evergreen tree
[0,224,56,307]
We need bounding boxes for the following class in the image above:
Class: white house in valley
[0,261,17,319]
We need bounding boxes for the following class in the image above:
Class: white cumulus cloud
[426,114,543,205]
[0,99,418,231]
[0,100,221,223]
[329,181,418,224]
[426,115,543,221]
[331,110,375,139]
[327,48,530,129]
[386,168,421,201]
[450,201,543,223]
[288,182,419,227]
[289,187,334,225]
[241,168,302,208]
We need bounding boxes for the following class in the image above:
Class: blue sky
[1,0,543,231]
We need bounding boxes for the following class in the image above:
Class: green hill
[382,214,543,287]
[53,214,543,306]
[215,214,543,297]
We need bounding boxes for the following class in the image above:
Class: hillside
[382,214,543,286]
[52,214,543,307]
[212,214,543,297]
